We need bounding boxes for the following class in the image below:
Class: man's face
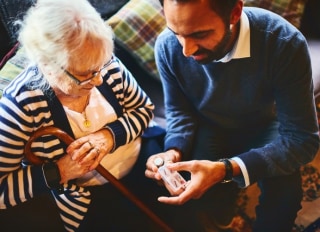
[164,0,234,63]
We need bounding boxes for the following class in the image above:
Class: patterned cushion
[106,0,166,81]
[0,46,28,97]
[245,0,308,28]
[0,0,307,93]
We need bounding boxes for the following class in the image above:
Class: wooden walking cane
[24,126,174,232]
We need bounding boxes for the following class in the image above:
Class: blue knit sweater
[155,7,319,187]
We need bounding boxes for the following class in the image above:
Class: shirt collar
[217,11,250,63]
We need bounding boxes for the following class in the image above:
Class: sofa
[1,0,320,127]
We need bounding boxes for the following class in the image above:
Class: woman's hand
[67,128,114,168]
[56,152,92,183]
[56,128,114,183]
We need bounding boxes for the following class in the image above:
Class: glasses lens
[79,77,95,85]
[65,59,113,85]
[99,60,112,77]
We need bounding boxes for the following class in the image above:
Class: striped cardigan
[0,55,154,231]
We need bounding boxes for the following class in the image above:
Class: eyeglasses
[63,59,113,85]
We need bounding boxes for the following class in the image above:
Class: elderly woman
[0,0,166,231]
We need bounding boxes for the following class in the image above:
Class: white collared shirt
[218,11,251,63]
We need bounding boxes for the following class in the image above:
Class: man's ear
[230,0,243,25]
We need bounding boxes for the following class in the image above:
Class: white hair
[18,0,114,74]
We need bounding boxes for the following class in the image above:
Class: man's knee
[254,170,302,232]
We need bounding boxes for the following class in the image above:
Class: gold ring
[88,141,93,148]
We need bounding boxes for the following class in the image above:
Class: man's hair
[159,0,238,20]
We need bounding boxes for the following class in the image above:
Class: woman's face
[52,41,110,97]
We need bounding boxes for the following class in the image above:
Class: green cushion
[0,0,307,95]
[0,47,28,97]
[245,0,308,28]
[106,0,166,81]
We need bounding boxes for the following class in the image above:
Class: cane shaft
[24,126,173,232]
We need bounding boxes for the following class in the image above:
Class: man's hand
[157,160,226,205]
[145,149,182,181]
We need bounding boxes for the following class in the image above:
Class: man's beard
[195,26,233,64]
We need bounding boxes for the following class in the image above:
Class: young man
[145,0,319,231]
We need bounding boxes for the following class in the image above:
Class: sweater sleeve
[102,56,155,151]
[0,74,58,208]
[236,30,319,185]
[154,31,198,160]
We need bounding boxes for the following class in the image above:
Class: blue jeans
[188,120,302,232]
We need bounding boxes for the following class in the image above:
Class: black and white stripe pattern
[0,55,154,230]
